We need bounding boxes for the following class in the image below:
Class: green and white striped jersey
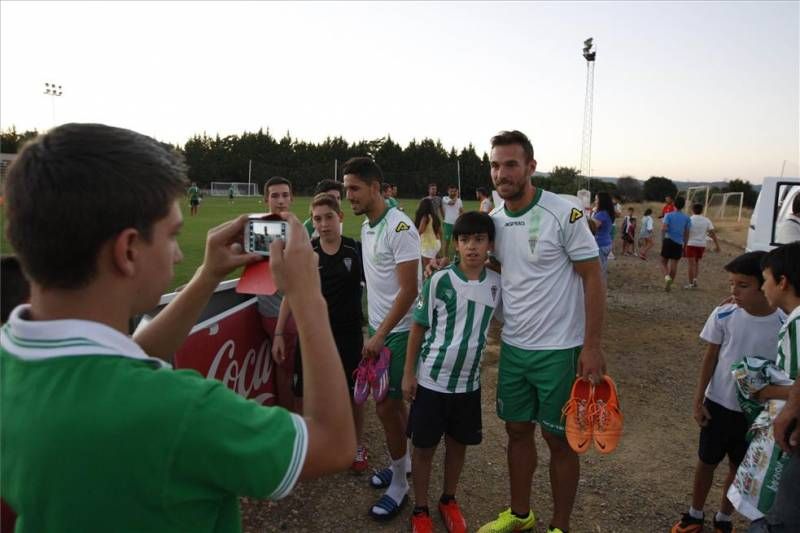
[777,306,800,379]
[413,265,501,393]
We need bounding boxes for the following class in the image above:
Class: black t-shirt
[312,236,364,331]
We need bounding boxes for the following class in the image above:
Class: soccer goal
[685,186,709,213]
[210,182,259,197]
[707,192,744,221]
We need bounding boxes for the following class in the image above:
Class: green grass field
[0,196,479,290]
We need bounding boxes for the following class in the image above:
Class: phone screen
[248,220,287,255]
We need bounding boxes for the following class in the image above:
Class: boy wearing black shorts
[402,212,502,533]
[272,193,367,472]
[671,252,785,533]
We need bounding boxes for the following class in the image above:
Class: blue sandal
[369,468,393,489]
[368,494,408,521]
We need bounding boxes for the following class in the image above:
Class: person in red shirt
[660,195,676,219]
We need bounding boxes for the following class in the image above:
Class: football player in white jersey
[478,131,606,533]
[343,157,421,521]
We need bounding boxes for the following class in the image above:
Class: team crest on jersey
[569,208,583,224]
[343,258,352,272]
[395,221,410,232]
[491,285,498,300]
[416,296,425,309]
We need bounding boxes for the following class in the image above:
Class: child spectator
[402,212,501,533]
[671,251,785,533]
[661,196,691,292]
[592,192,615,281]
[415,197,443,269]
[757,242,800,394]
[621,207,636,256]
[638,208,655,260]
[685,203,721,289]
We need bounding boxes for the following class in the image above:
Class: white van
[746,176,800,251]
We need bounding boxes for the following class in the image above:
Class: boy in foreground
[403,212,501,533]
[672,252,785,533]
[0,123,355,532]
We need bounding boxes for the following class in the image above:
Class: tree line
[0,126,756,204]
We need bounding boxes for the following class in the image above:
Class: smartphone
[244,219,289,256]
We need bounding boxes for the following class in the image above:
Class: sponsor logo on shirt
[395,221,410,232]
[343,257,352,272]
[569,208,583,223]
[505,221,526,227]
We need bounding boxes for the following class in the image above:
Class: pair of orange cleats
[562,375,623,454]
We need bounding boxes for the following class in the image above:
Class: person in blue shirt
[660,195,691,292]
[591,191,616,281]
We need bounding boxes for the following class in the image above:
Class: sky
[1,1,798,183]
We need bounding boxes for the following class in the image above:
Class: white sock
[371,456,409,516]
[689,507,703,519]
[715,511,732,522]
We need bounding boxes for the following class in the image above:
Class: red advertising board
[173,299,276,406]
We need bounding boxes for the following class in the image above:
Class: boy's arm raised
[133,215,260,360]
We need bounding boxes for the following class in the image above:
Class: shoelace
[355,446,367,462]
[589,399,608,431]
[561,398,593,430]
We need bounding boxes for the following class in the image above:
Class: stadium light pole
[43,82,63,128]
[579,38,596,193]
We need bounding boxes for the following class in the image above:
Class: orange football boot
[590,375,623,454]
[562,378,594,454]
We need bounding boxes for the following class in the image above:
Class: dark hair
[692,203,703,214]
[264,176,292,195]
[490,130,534,162]
[4,123,187,289]
[596,191,616,222]
[310,193,342,214]
[627,206,634,213]
[761,242,800,296]
[675,196,686,210]
[725,251,767,285]
[414,198,441,236]
[314,179,344,197]
[476,187,489,198]
[453,211,495,242]
[448,184,458,190]
[644,208,653,216]
[381,182,392,192]
[1,256,30,323]
[341,157,383,184]
[792,193,800,215]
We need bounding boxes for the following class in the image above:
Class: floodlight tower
[579,38,596,192]
[43,82,63,127]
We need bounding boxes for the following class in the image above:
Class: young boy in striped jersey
[756,242,800,396]
[402,212,502,533]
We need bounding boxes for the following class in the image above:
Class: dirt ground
[242,212,753,532]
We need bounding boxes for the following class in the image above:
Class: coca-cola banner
[174,301,276,406]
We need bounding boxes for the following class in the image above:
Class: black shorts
[406,384,482,448]
[698,398,749,465]
[660,238,683,260]
[190,199,199,207]
[292,328,363,397]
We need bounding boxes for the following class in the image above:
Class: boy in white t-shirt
[685,203,721,289]
[672,251,785,533]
